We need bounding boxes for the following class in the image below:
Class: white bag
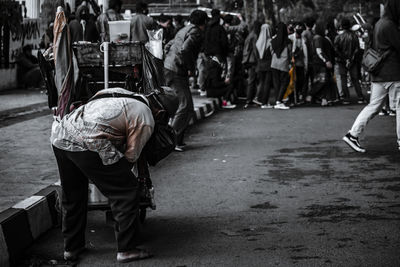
[145,29,163,59]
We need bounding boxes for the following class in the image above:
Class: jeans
[338,62,364,100]
[52,147,141,252]
[350,81,400,147]
[164,69,194,144]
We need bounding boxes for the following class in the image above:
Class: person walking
[334,18,366,104]
[343,0,400,152]
[270,22,292,110]
[164,10,207,152]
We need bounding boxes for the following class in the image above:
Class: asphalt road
[3,103,399,266]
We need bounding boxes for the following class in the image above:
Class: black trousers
[53,147,141,253]
[272,69,290,103]
[246,65,257,103]
[338,62,364,100]
[256,70,273,105]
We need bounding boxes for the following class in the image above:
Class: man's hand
[188,70,192,76]
[224,78,231,84]
[326,61,333,69]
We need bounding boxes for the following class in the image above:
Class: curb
[0,96,220,266]
[0,185,60,266]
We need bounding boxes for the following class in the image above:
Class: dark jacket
[313,35,334,68]
[164,24,204,76]
[69,19,99,43]
[371,0,400,82]
[334,30,359,63]
[204,17,229,58]
[242,30,258,66]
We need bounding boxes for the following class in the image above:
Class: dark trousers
[53,147,141,253]
[338,62,364,100]
[272,69,290,103]
[164,68,193,145]
[246,65,257,103]
[296,66,305,99]
[303,65,314,97]
[309,68,335,100]
[206,83,234,100]
[255,70,273,105]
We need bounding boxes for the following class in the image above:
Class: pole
[100,42,109,89]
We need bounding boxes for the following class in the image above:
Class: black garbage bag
[37,51,58,109]
[141,46,165,94]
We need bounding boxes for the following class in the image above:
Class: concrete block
[0,208,33,265]
[13,196,52,240]
[0,225,10,267]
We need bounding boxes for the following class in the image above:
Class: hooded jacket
[204,17,229,58]
[371,0,400,82]
[164,24,204,76]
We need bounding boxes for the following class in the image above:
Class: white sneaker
[222,100,236,109]
[274,102,290,110]
[321,98,328,106]
[253,98,262,106]
[261,104,273,109]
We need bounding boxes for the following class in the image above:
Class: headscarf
[271,22,289,58]
[256,23,272,59]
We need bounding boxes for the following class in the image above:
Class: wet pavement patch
[299,204,361,223]
[384,184,400,192]
[250,202,278,209]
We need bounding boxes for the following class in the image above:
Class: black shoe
[342,133,366,153]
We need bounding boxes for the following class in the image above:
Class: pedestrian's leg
[334,64,343,99]
[255,71,265,103]
[170,75,193,145]
[389,82,400,147]
[272,69,280,103]
[277,71,290,102]
[197,53,206,91]
[296,67,305,101]
[246,66,257,104]
[349,82,388,138]
[52,147,88,253]
[339,63,350,101]
[350,64,364,100]
[260,71,273,105]
[70,151,140,252]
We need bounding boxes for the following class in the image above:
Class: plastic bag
[141,45,165,94]
[146,29,163,59]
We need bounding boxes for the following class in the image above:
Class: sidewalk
[0,88,221,267]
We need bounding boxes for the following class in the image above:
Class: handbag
[361,48,391,75]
